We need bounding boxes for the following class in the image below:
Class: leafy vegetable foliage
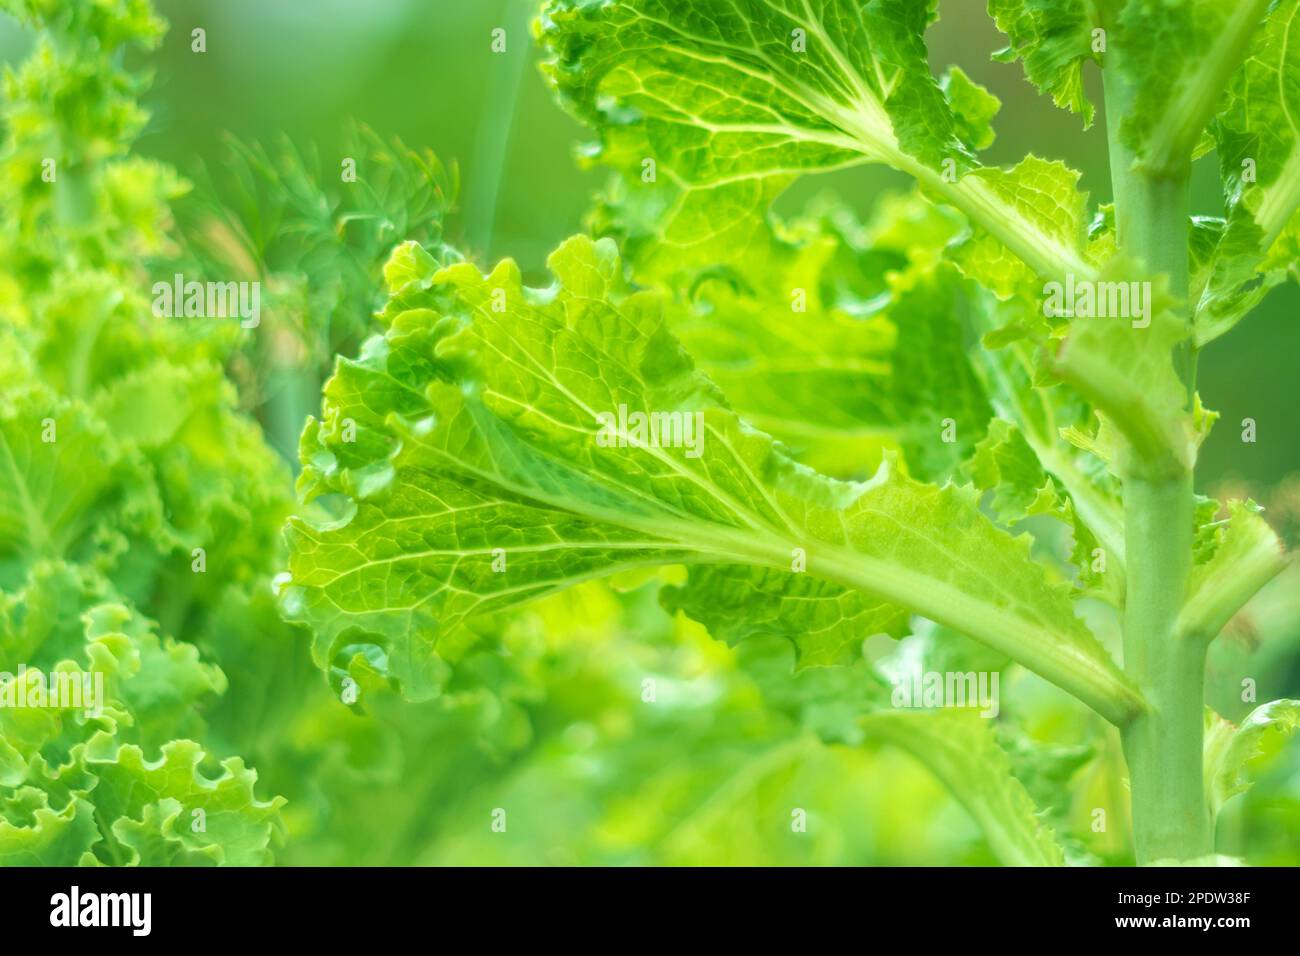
[538,0,1094,284]
[7,0,1298,869]
[1196,0,1300,343]
[282,233,1140,723]
[274,0,1300,866]
[0,0,286,864]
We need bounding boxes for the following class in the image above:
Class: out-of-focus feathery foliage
[174,125,458,377]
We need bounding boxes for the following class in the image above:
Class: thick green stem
[1104,57,1209,863]
[1120,474,1211,863]
[1119,172,1195,390]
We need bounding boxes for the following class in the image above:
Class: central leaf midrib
[407,410,1129,710]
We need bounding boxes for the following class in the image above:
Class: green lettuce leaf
[0,0,289,866]
[1197,0,1300,343]
[1181,501,1288,643]
[598,188,989,481]
[1116,0,1270,176]
[941,66,1000,153]
[989,0,1098,127]
[86,736,285,867]
[1052,267,1196,478]
[282,235,1141,723]
[859,708,1066,866]
[539,0,1093,284]
[943,156,1090,299]
[1204,700,1300,817]
[966,290,1126,596]
[965,418,1062,527]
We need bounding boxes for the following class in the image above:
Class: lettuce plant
[0,0,288,864]
[281,0,1300,865]
[3,0,1297,868]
